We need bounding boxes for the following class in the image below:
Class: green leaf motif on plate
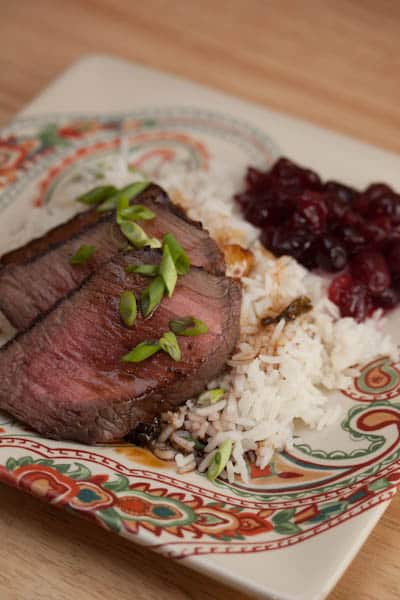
[103,474,130,493]
[38,124,70,148]
[272,509,296,525]
[273,522,302,535]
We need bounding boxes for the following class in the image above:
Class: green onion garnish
[120,180,150,202]
[163,233,190,275]
[125,264,159,276]
[207,439,233,481]
[69,244,96,265]
[141,276,165,317]
[197,388,225,406]
[119,204,156,222]
[159,243,178,297]
[97,193,120,212]
[169,316,208,336]
[116,192,131,224]
[97,180,150,213]
[122,340,161,363]
[120,221,161,249]
[119,291,137,327]
[76,185,116,206]
[159,331,181,362]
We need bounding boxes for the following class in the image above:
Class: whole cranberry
[352,194,371,216]
[328,273,372,321]
[328,273,353,305]
[270,228,314,261]
[339,283,373,322]
[326,194,349,220]
[324,181,358,203]
[373,287,399,309]
[289,211,308,229]
[342,210,365,228]
[386,226,400,244]
[316,235,347,272]
[299,246,318,269]
[270,157,294,179]
[244,203,271,227]
[360,216,391,245]
[245,167,271,192]
[368,193,400,224]
[385,241,400,279]
[389,195,400,225]
[338,225,366,255]
[265,187,296,225]
[270,158,304,190]
[350,250,391,295]
[297,191,328,232]
[301,169,323,191]
[364,183,393,201]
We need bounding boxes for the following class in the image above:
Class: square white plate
[1,55,400,600]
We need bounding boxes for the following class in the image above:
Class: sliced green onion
[122,340,161,363]
[97,180,150,213]
[163,233,190,275]
[197,388,225,406]
[97,193,119,212]
[117,182,151,222]
[69,244,96,265]
[120,221,161,249]
[119,291,137,327]
[125,264,159,276]
[116,193,131,224]
[76,185,116,206]
[119,204,156,222]
[120,180,150,201]
[169,316,208,336]
[146,237,162,248]
[159,244,178,297]
[141,276,165,317]
[207,439,233,481]
[159,331,181,362]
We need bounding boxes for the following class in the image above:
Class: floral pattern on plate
[0,111,399,561]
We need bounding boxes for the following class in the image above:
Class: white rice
[151,162,397,482]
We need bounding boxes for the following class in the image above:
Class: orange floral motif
[236,512,274,536]
[116,496,150,516]
[11,464,79,505]
[58,120,110,139]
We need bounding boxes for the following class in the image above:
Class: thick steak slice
[0,251,241,443]
[0,184,224,331]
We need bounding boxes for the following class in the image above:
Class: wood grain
[0,1,400,599]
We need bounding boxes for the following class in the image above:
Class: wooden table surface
[1,1,400,599]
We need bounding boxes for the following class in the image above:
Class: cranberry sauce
[235,158,400,321]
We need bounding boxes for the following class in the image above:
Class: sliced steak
[0,184,224,330]
[0,250,240,444]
